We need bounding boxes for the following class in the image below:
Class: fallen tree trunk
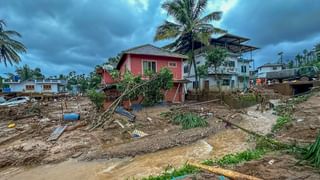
[216,115,290,149]
[188,162,263,180]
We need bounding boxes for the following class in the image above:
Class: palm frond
[0,20,26,66]
[200,11,222,23]
[2,30,22,37]
[193,0,207,19]
[154,21,182,41]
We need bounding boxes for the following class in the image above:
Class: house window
[241,66,247,73]
[184,65,189,73]
[143,61,156,73]
[228,61,235,67]
[43,84,52,90]
[168,62,177,68]
[192,81,198,89]
[222,79,230,86]
[26,85,35,90]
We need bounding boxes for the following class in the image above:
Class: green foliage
[142,164,199,180]
[115,68,173,106]
[303,132,320,167]
[203,149,266,166]
[155,0,226,90]
[15,65,44,81]
[205,47,228,71]
[163,111,208,129]
[87,89,105,110]
[197,64,208,78]
[0,19,27,66]
[66,70,101,92]
[272,115,292,133]
[104,54,121,68]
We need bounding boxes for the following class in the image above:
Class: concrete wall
[257,66,283,78]
[184,53,250,91]
[8,81,60,93]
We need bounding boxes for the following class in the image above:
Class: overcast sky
[1,0,320,76]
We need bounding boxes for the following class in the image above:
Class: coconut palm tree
[154,0,226,90]
[0,20,26,66]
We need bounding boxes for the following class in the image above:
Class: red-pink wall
[119,54,183,80]
[101,70,115,84]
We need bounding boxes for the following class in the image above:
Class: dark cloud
[0,0,163,75]
[1,0,320,75]
[222,0,320,46]
[221,0,320,66]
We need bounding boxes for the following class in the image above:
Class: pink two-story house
[100,44,188,103]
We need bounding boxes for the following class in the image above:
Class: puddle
[1,107,277,180]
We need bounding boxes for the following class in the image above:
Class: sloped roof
[123,44,188,59]
[117,44,188,69]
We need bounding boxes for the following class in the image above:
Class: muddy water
[1,107,277,180]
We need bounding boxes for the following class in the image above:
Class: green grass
[271,115,293,133]
[203,149,266,166]
[303,132,320,167]
[142,164,199,180]
[162,111,208,129]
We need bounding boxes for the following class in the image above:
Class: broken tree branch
[90,76,161,130]
[216,115,290,149]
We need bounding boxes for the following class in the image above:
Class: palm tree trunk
[191,39,199,99]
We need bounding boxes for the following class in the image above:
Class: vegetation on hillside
[0,19,26,66]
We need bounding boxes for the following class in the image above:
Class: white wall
[8,82,60,93]
[257,66,283,78]
[184,53,251,91]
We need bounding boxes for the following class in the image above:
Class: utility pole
[278,52,283,64]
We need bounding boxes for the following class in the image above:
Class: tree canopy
[0,20,26,66]
[154,0,226,89]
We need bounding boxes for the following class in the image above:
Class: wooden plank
[189,162,263,180]
[47,125,67,141]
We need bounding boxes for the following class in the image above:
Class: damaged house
[183,33,258,91]
[97,44,189,108]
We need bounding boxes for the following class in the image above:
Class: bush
[171,112,208,129]
[87,89,105,110]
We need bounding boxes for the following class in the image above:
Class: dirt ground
[233,92,320,180]
[0,97,234,170]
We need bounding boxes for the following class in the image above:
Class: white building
[257,63,284,79]
[3,79,67,93]
[183,33,258,91]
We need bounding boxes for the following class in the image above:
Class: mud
[0,101,278,180]
[236,153,320,180]
[277,93,320,143]
[235,92,320,180]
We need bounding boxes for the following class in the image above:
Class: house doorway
[204,80,209,91]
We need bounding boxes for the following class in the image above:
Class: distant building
[257,63,284,78]
[2,79,68,93]
[183,33,258,91]
[256,63,284,85]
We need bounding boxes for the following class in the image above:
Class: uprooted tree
[90,68,173,130]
